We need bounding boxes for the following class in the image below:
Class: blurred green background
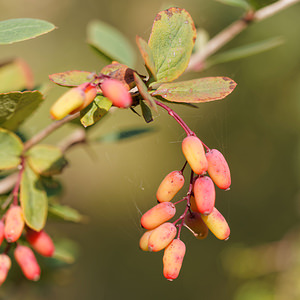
[1,0,300,299]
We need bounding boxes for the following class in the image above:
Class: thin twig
[187,0,300,71]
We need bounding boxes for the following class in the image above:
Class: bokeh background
[1,0,300,299]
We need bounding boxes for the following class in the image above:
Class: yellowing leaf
[49,70,93,87]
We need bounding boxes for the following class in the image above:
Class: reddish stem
[155,100,194,136]
[12,157,25,206]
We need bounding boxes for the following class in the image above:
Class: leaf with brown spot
[152,77,237,103]
[49,71,93,87]
[148,7,196,83]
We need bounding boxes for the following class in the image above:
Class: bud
[0,220,4,246]
[193,176,215,215]
[182,136,208,175]
[206,149,231,190]
[101,79,132,108]
[141,202,176,230]
[14,245,41,281]
[201,207,230,240]
[139,229,154,251]
[26,229,55,257]
[184,212,208,239]
[156,171,185,202]
[0,254,11,286]
[148,222,177,252]
[4,205,24,243]
[163,239,186,281]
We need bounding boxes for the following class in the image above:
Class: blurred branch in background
[187,0,300,71]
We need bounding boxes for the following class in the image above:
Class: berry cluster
[0,204,55,285]
[139,132,231,281]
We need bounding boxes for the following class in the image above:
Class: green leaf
[248,0,277,9]
[80,95,112,128]
[215,0,251,10]
[0,128,23,170]
[136,36,157,79]
[48,204,84,223]
[20,165,48,231]
[0,91,44,131]
[87,20,136,67]
[53,239,79,264]
[148,7,196,83]
[40,176,63,199]
[0,58,34,93]
[49,71,93,87]
[27,144,68,177]
[152,77,237,103]
[140,100,153,123]
[0,18,55,45]
[206,37,284,67]
[92,127,153,143]
[133,72,157,111]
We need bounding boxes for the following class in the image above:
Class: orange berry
[156,171,185,202]
[193,176,215,215]
[182,136,208,175]
[4,205,24,243]
[0,220,4,246]
[189,195,199,212]
[201,207,230,240]
[101,79,132,108]
[0,254,11,286]
[141,202,176,230]
[139,230,154,251]
[206,149,231,190]
[14,245,41,281]
[184,212,208,239]
[163,239,186,281]
[50,86,86,120]
[148,222,177,252]
[26,229,55,257]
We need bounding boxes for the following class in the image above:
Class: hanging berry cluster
[139,113,231,280]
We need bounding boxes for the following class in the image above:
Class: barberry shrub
[0,0,294,285]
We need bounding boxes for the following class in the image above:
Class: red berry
[4,205,24,243]
[26,229,55,257]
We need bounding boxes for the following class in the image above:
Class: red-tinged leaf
[152,77,237,103]
[133,72,157,111]
[136,36,157,80]
[49,71,93,87]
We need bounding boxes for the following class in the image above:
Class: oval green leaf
[49,70,93,87]
[0,128,23,170]
[152,77,237,103]
[48,204,84,223]
[148,7,196,83]
[27,144,68,176]
[87,20,136,67]
[80,95,112,127]
[136,36,157,79]
[140,100,153,123]
[20,165,48,231]
[0,18,55,45]
[0,58,34,93]
[0,91,44,131]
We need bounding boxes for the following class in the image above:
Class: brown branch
[187,0,300,71]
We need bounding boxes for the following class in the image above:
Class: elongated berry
[139,229,154,251]
[163,239,186,281]
[201,207,230,240]
[148,222,177,252]
[4,205,24,243]
[206,149,231,190]
[50,86,86,120]
[0,254,11,286]
[141,202,176,230]
[184,212,209,239]
[26,229,55,257]
[14,245,41,281]
[193,176,215,215]
[101,79,132,108]
[182,136,208,175]
[0,220,4,246]
[189,195,199,212]
[156,171,185,202]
